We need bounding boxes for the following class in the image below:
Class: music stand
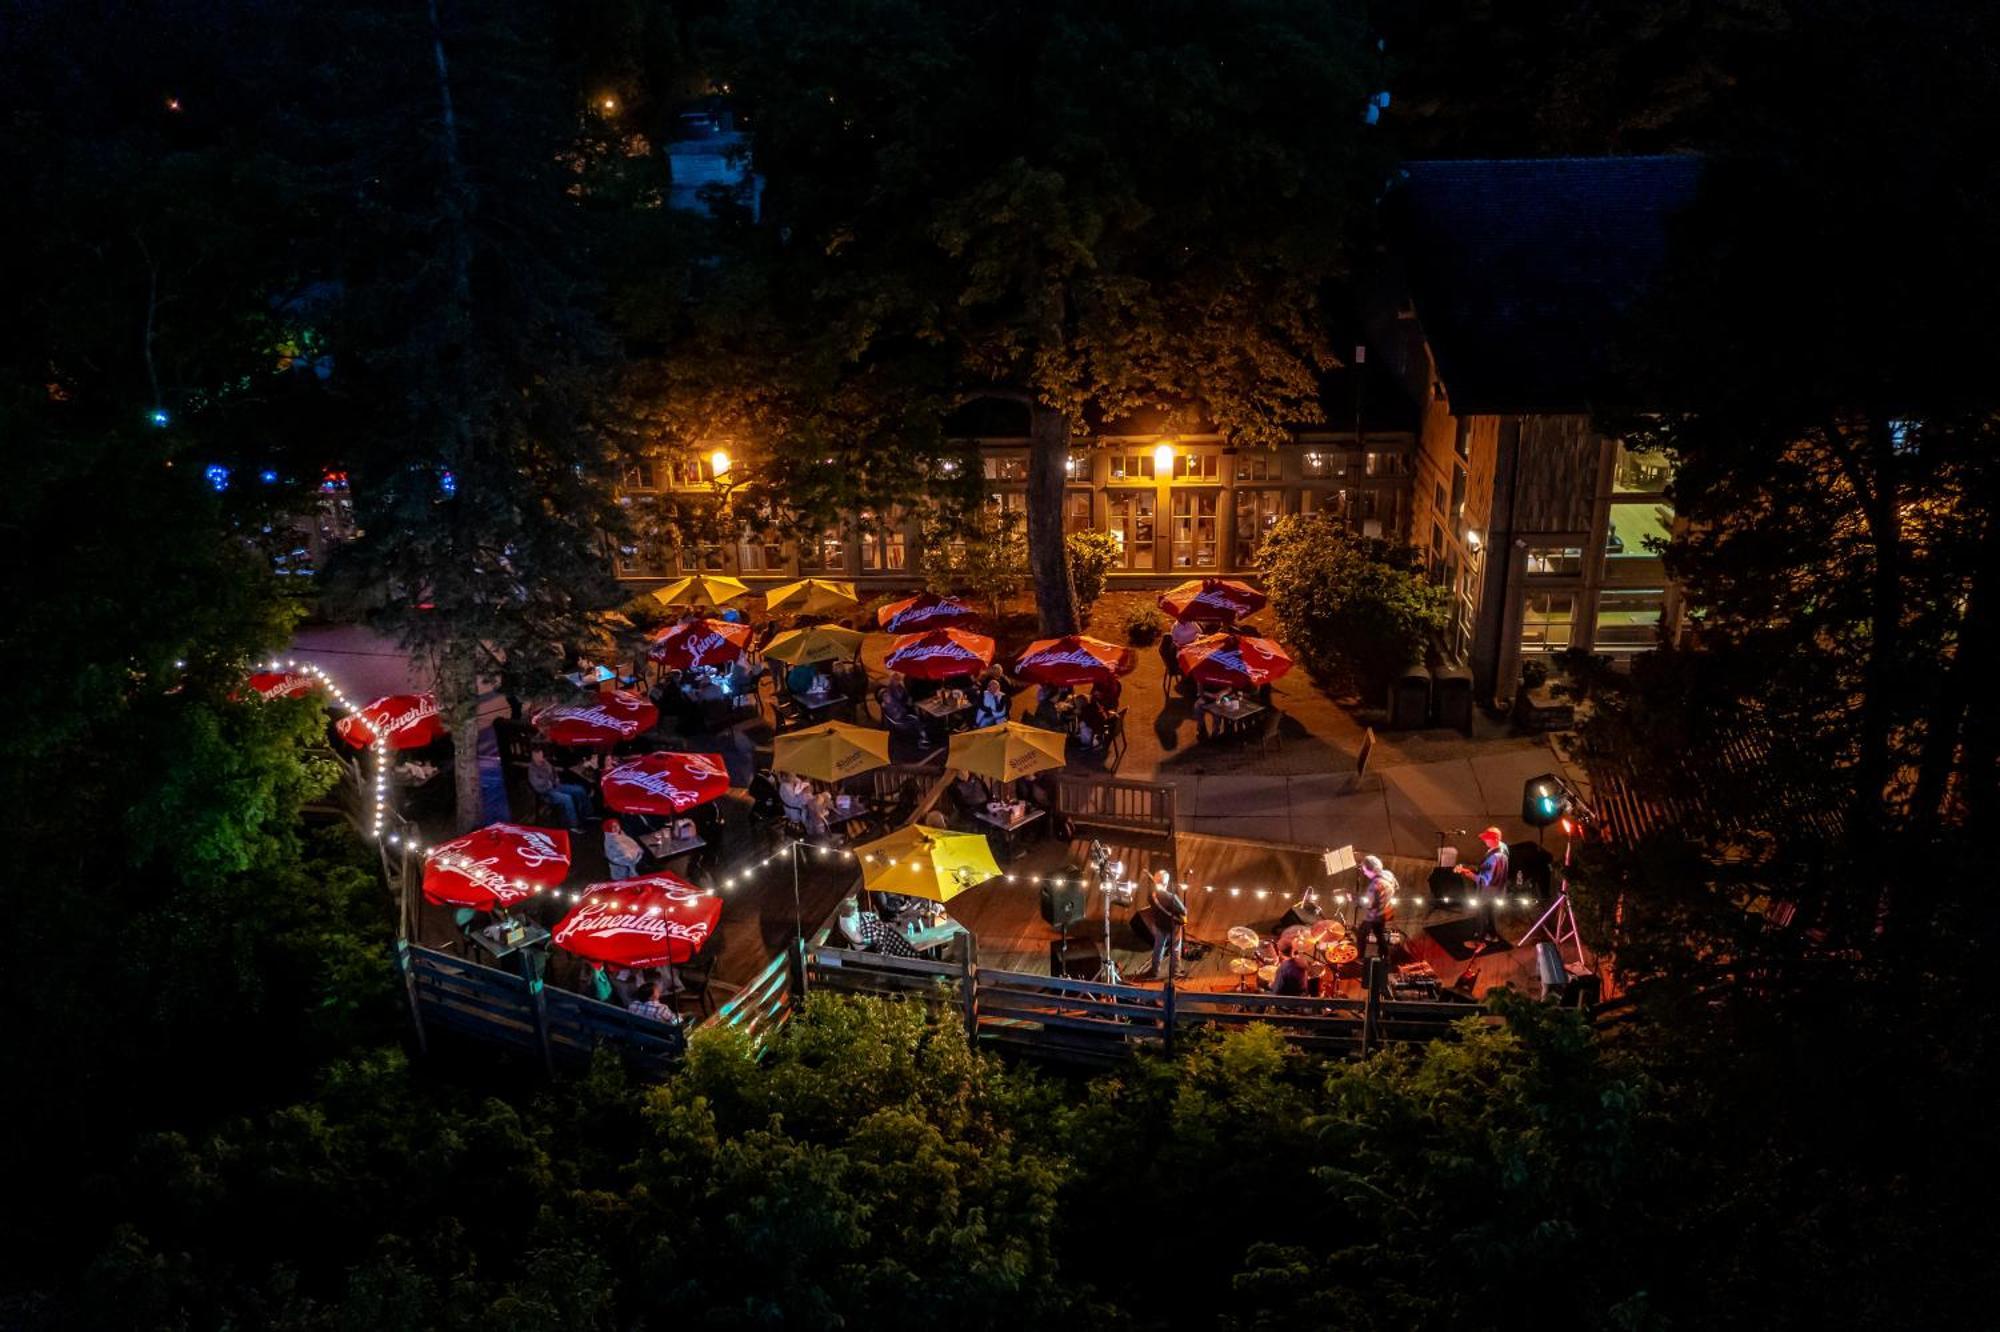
[1514,775,1595,972]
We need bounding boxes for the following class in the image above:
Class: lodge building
[612,154,1703,711]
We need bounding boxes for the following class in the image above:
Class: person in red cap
[1466,826,1510,943]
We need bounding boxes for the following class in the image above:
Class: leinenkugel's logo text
[557,901,710,946]
[374,697,438,734]
[606,763,720,808]
[545,704,641,735]
[892,642,981,661]
[1021,647,1114,670]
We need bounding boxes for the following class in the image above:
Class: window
[1300,487,1344,518]
[1450,463,1467,519]
[1433,481,1448,518]
[983,454,1029,482]
[1431,522,1446,563]
[1172,452,1219,480]
[1108,492,1155,569]
[1301,451,1336,478]
[679,542,726,572]
[622,461,660,491]
[1234,490,1283,566]
[737,529,785,572]
[1455,421,1470,461]
[1363,451,1404,477]
[1606,500,1672,565]
[1235,452,1276,481]
[1525,545,1585,576]
[1110,452,1155,481]
[1064,490,1094,534]
[1171,492,1219,568]
[1064,451,1092,481]
[1520,592,1575,652]
[1612,442,1670,494]
[668,457,715,487]
[859,509,907,571]
[986,491,1027,521]
[798,528,844,571]
[615,538,672,578]
[1594,588,1665,652]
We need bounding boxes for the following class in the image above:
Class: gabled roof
[1387,156,1703,414]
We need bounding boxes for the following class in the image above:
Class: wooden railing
[1054,775,1177,848]
[396,941,685,1076]
[798,944,1491,1066]
[705,944,799,1050]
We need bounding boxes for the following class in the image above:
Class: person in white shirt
[602,818,644,880]
[1169,617,1202,648]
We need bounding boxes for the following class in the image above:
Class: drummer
[1269,936,1313,995]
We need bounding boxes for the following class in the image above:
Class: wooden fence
[395,941,686,1076]
[801,942,1490,1067]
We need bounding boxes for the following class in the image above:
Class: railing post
[958,941,978,1043]
[1361,957,1384,1056]
[395,940,428,1056]
[1162,976,1178,1055]
[789,935,809,1010]
[522,950,555,1078]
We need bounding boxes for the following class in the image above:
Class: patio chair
[672,935,721,1019]
[1104,707,1129,769]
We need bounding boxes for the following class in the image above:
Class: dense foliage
[1256,514,1453,699]
[1064,530,1123,625]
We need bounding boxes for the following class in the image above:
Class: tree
[1256,513,1451,698]
[1065,530,1123,627]
[919,504,1026,622]
[706,0,1384,634]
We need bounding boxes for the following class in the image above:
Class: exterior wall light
[1153,442,1175,475]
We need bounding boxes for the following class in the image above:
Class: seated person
[1091,675,1123,709]
[974,677,1010,728]
[949,773,989,822]
[778,773,814,828]
[1073,695,1109,749]
[785,660,823,698]
[528,747,593,827]
[724,657,758,698]
[747,768,783,821]
[1170,616,1202,648]
[602,818,645,880]
[1270,938,1313,996]
[1194,684,1231,739]
[836,896,920,958]
[881,671,912,714]
[627,981,678,1024]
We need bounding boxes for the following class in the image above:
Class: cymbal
[1225,925,1262,952]
[1257,964,1277,985]
[1325,941,1358,964]
[1228,957,1260,975]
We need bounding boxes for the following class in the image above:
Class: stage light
[1522,772,1566,828]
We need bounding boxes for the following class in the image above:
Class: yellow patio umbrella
[772,722,891,782]
[949,722,1069,782]
[855,824,1002,903]
[652,575,751,609]
[765,578,860,616]
[763,624,866,666]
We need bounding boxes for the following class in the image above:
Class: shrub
[1255,513,1452,697]
[1065,530,1123,623]
[919,505,1025,620]
[1125,605,1167,644]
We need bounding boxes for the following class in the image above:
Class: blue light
[439,469,457,497]
[147,408,171,428]
[259,469,279,484]
[205,464,232,492]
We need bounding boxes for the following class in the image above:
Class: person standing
[1464,826,1510,943]
[1134,868,1188,980]
[1355,855,1396,964]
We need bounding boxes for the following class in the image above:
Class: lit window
[1520,593,1575,652]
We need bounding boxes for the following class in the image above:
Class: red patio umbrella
[877,590,980,634]
[647,617,752,670]
[885,627,996,680]
[1157,577,1268,623]
[553,873,722,968]
[534,691,660,747]
[1177,633,1293,688]
[247,670,318,700]
[335,693,446,750]
[601,751,731,816]
[1012,634,1138,686]
[423,823,573,910]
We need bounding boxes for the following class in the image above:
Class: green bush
[920,504,1025,620]
[1255,513,1452,697]
[1064,530,1123,623]
[1124,605,1167,644]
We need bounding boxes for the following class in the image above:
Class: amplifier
[1050,941,1103,980]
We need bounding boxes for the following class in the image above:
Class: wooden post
[521,950,555,1078]
[788,935,809,1011]
[958,941,978,1044]
[1162,976,1178,1055]
[395,939,429,1056]
[1361,956,1384,1055]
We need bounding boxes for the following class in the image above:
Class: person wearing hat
[1356,855,1397,965]
[1459,826,1511,943]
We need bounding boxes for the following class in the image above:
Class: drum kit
[1219,919,1361,993]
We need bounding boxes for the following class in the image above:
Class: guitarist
[1133,868,1189,980]
[1356,855,1396,965]
[1456,826,1510,944]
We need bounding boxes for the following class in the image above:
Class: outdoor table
[975,803,1046,860]
[640,830,706,863]
[823,799,875,839]
[1203,695,1267,740]
[904,912,966,957]
[797,690,853,716]
[470,920,551,963]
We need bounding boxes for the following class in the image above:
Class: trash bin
[1388,665,1431,730]
[1432,665,1474,733]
